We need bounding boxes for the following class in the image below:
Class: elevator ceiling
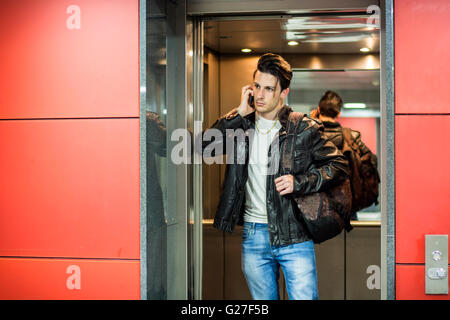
[204,14,380,55]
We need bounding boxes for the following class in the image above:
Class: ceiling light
[288,41,299,46]
[286,32,308,40]
[360,47,370,52]
[344,103,367,109]
[283,18,368,31]
[303,35,367,43]
[241,48,252,53]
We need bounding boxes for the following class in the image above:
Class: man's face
[252,71,288,116]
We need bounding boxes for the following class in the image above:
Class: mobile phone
[248,94,255,108]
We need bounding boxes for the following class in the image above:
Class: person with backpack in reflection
[310,90,380,220]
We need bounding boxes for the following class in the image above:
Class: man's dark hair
[253,53,292,92]
[318,90,343,118]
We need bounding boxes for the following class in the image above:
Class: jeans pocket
[242,223,253,242]
[297,240,315,252]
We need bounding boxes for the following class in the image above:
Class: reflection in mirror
[146,0,168,299]
[289,70,381,221]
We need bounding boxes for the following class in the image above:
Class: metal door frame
[186,0,396,300]
[139,0,147,300]
[140,0,193,300]
[191,18,204,300]
[379,0,395,300]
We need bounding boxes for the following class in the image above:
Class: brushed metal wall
[203,224,381,300]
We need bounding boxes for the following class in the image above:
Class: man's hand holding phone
[237,85,255,117]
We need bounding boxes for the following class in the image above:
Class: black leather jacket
[321,121,377,167]
[321,121,345,150]
[202,106,349,246]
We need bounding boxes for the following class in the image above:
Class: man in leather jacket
[202,54,349,300]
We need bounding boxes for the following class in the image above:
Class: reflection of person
[310,91,370,153]
[146,111,167,299]
[203,54,349,300]
[310,90,379,218]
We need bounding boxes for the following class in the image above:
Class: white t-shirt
[244,115,282,224]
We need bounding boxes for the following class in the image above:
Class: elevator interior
[144,0,383,300]
[200,14,382,300]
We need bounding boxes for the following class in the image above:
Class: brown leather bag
[282,112,353,244]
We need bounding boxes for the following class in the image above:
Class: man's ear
[281,88,290,99]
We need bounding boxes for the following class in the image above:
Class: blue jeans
[241,222,318,300]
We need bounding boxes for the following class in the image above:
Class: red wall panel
[395,1,450,299]
[395,116,450,263]
[0,258,140,299]
[0,0,140,299]
[0,119,140,259]
[338,117,377,154]
[396,265,449,300]
[0,0,139,118]
[395,0,450,114]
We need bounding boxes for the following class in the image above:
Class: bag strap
[282,112,302,175]
[342,127,360,155]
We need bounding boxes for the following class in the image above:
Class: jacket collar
[322,121,342,129]
[245,104,293,125]
[277,105,294,130]
[244,105,294,138]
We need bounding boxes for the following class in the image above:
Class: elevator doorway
[191,7,386,300]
